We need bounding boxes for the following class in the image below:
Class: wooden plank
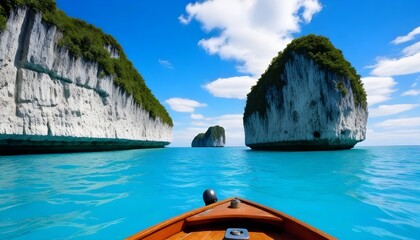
[165,231,189,240]
[166,230,224,240]
[250,232,271,240]
[187,201,283,221]
[164,230,295,240]
[207,230,225,239]
[185,200,283,228]
[181,231,212,240]
[249,231,294,240]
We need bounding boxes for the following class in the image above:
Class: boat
[126,190,337,240]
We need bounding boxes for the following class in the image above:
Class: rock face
[192,126,225,147]
[0,7,172,153]
[243,35,368,150]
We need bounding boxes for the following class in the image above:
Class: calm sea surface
[0,146,419,240]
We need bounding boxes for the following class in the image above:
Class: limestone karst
[243,35,368,150]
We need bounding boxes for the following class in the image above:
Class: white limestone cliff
[244,53,367,150]
[191,126,225,147]
[0,7,172,152]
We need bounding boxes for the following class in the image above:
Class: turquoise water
[0,146,419,240]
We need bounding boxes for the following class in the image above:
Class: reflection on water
[353,147,420,239]
[0,146,419,240]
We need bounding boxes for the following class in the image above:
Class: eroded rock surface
[243,35,368,150]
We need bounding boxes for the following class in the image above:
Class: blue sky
[56,0,420,147]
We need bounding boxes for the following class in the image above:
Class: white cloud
[391,26,420,44]
[158,59,173,69]
[375,117,420,129]
[191,114,243,129]
[165,98,207,113]
[180,0,322,99]
[191,121,211,127]
[370,52,420,77]
[371,27,420,77]
[402,89,420,96]
[369,104,419,117]
[203,76,256,99]
[361,77,397,106]
[191,113,205,120]
[214,114,244,129]
[402,41,420,56]
[178,14,190,25]
[360,128,420,146]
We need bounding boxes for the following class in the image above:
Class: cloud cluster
[362,128,420,146]
[165,98,207,113]
[365,26,420,111]
[361,26,420,145]
[391,26,420,44]
[371,54,420,77]
[371,26,420,77]
[361,77,397,106]
[203,76,256,99]
[369,104,419,117]
[180,0,322,99]
[376,117,420,129]
[402,89,420,96]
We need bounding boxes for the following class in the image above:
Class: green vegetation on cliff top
[0,0,173,126]
[192,125,225,146]
[192,133,206,141]
[244,34,367,120]
[206,125,225,141]
[193,126,225,141]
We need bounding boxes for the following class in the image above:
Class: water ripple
[0,147,419,239]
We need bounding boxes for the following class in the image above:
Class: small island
[243,34,368,150]
[191,126,225,147]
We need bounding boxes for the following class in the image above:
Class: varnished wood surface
[126,198,337,240]
[166,229,295,240]
[185,200,283,226]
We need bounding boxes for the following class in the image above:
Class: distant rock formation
[192,126,225,147]
[0,5,172,154]
[243,35,368,150]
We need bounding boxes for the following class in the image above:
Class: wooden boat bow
[126,197,337,240]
